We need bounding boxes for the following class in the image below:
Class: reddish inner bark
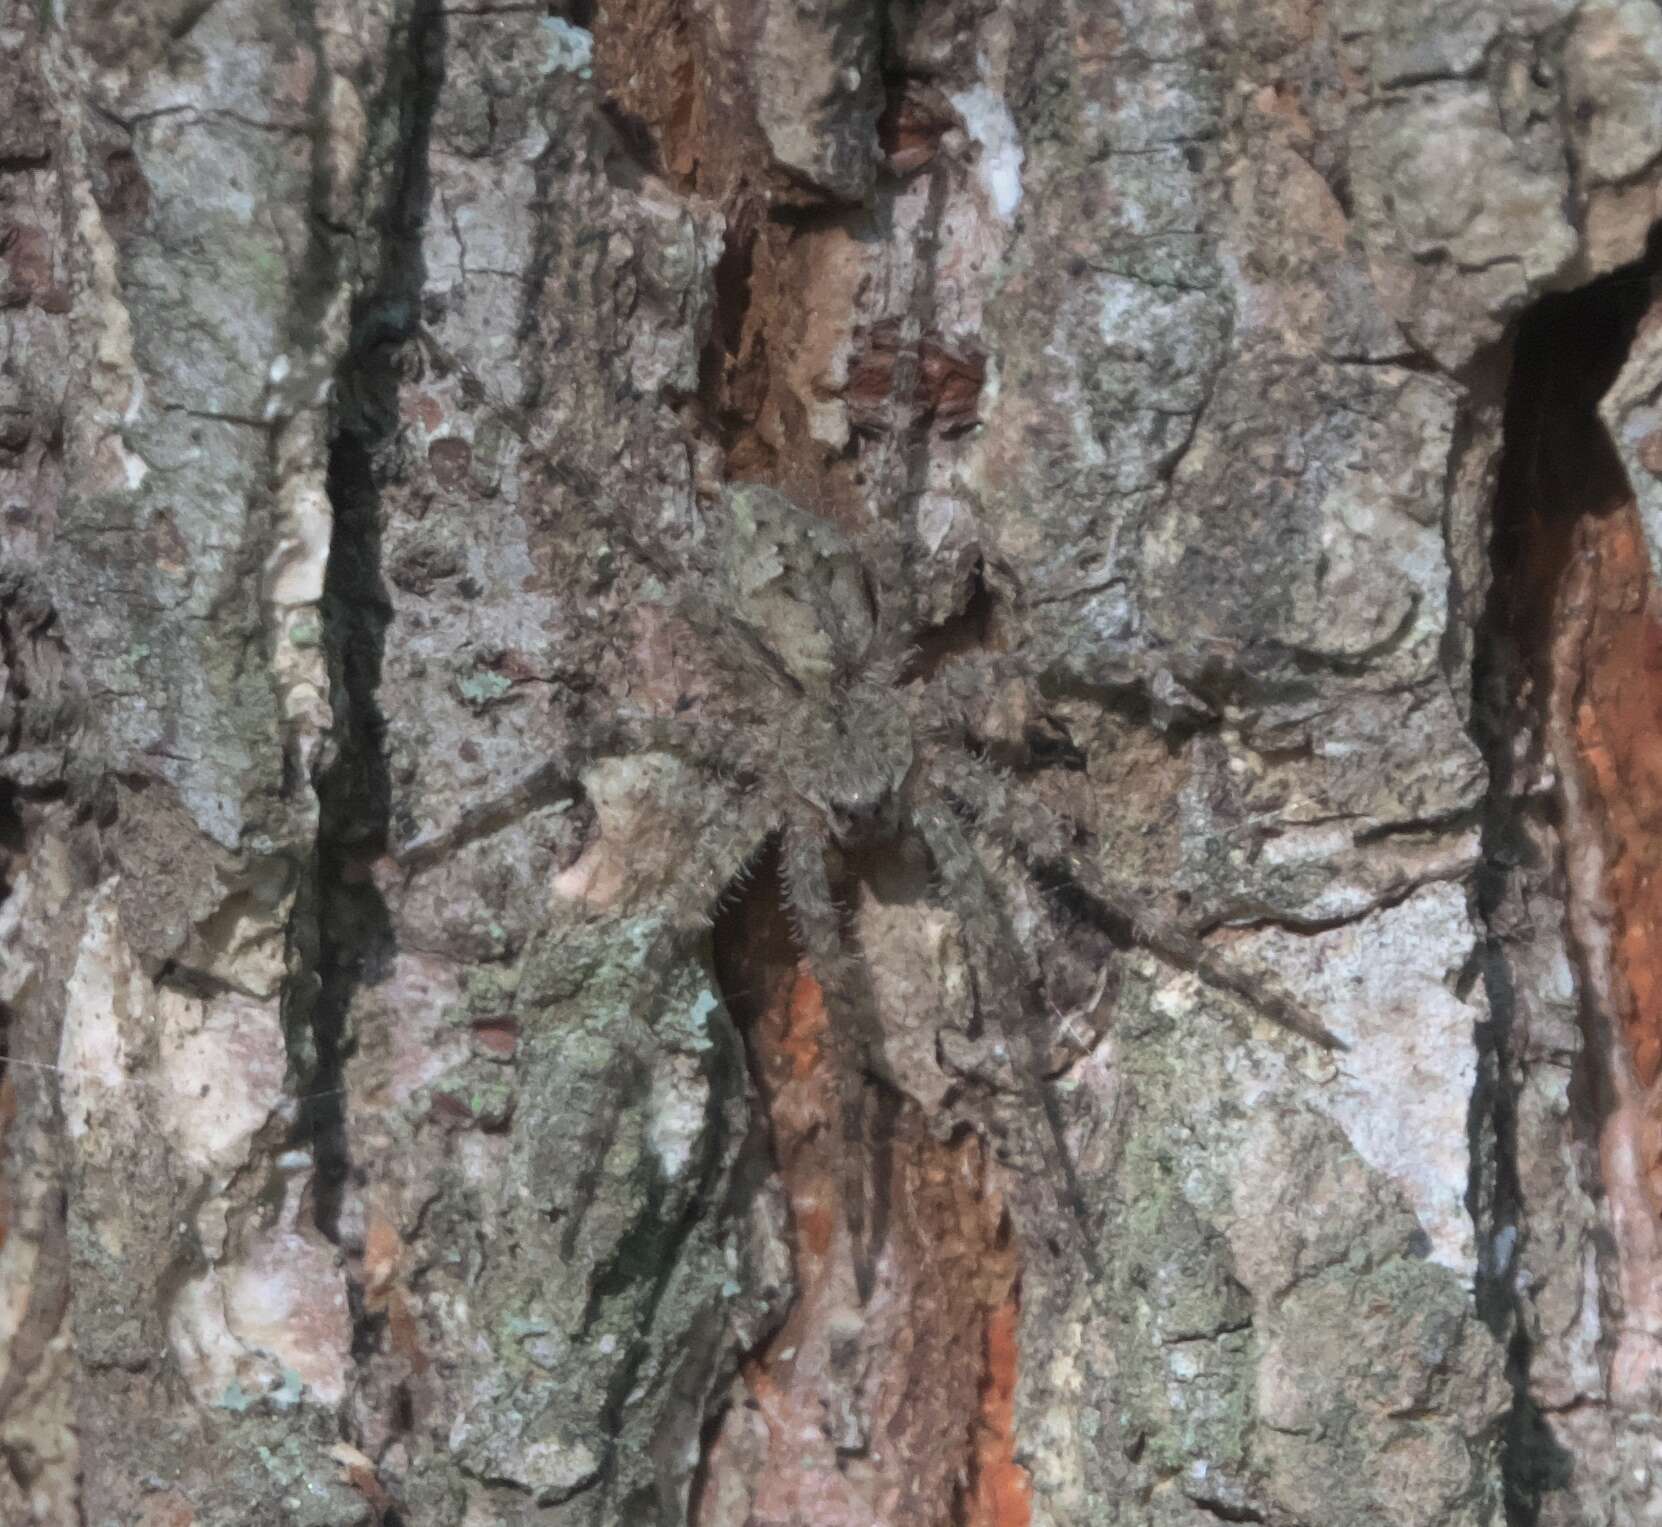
[1496,275,1662,1366]
[968,1296,1033,1527]
[1567,509,1662,1138]
[702,849,1029,1524]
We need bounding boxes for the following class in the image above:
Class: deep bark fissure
[1474,236,1662,1523]
[301,0,446,1254]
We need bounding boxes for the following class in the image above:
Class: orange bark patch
[361,1208,428,1373]
[1563,507,1662,1198]
[700,849,1029,1523]
[844,323,986,438]
[589,0,708,190]
[782,966,829,1083]
[877,83,952,175]
[331,1442,393,1520]
[966,1295,1034,1527]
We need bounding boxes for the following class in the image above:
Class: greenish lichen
[455,668,514,709]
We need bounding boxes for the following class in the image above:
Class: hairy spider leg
[393,758,575,870]
[927,750,1348,1054]
[906,648,1045,742]
[585,709,746,772]
[911,799,1106,1286]
[576,709,780,937]
[859,520,920,682]
[780,815,897,1305]
[394,711,748,869]
[535,831,782,1279]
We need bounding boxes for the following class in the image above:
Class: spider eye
[826,788,890,844]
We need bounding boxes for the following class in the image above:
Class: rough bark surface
[6,1,1662,1524]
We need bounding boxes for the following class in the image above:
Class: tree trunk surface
[4,1,1662,1523]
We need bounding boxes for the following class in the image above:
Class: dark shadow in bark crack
[299,1,447,1243]
[1471,229,1662,1524]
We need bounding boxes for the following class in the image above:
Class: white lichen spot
[264,479,331,610]
[157,987,287,1178]
[264,435,335,764]
[58,882,144,1141]
[539,16,594,77]
[917,495,957,556]
[122,443,148,490]
[685,986,720,1050]
[949,83,1024,220]
[122,374,146,425]
[648,1052,707,1180]
[169,1176,351,1408]
[1239,883,1482,1278]
[1603,315,1662,581]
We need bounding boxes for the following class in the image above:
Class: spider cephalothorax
[696,484,918,850]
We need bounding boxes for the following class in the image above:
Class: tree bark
[5,1,1662,1523]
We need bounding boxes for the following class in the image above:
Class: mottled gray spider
[571,483,1343,1283]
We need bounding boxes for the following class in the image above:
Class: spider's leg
[929,750,1348,1054]
[583,710,744,772]
[857,520,916,678]
[779,814,893,1303]
[911,799,1104,1284]
[522,814,770,1266]
[393,759,575,869]
[395,713,743,869]
[908,649,1040,740]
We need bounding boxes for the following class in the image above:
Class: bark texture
[5,0,1662,1523]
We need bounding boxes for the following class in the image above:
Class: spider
[398,476,1344,1278]
[555,483,1345,1289]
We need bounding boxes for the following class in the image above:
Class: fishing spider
[562,484,1342,1284]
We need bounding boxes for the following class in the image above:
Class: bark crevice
[1474,230,1662,1523]
[298,0,447,1260]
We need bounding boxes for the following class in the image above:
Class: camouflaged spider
[576,484,1344,1283]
